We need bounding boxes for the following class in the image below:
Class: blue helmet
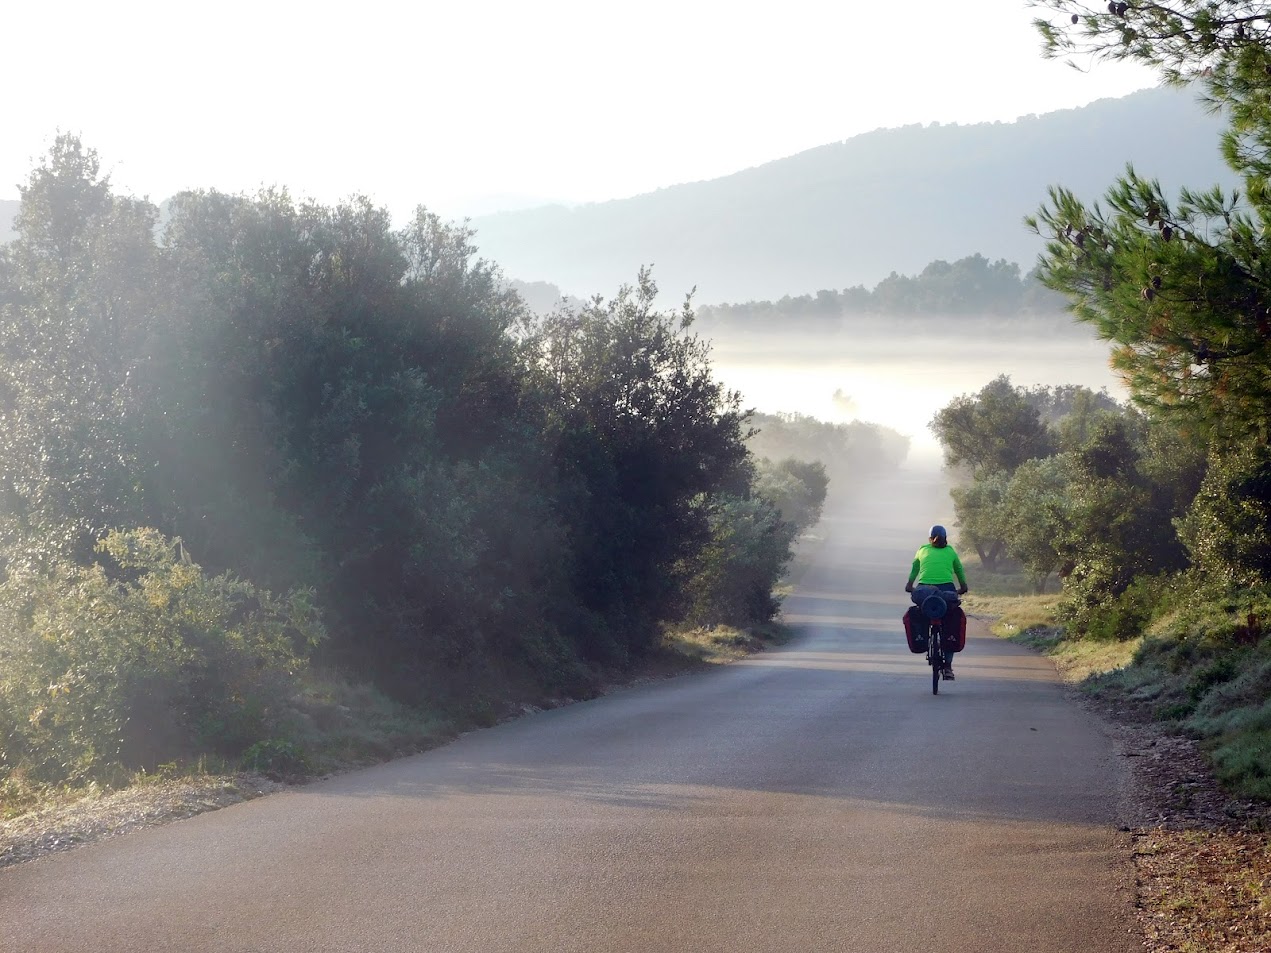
[929,524,947,539]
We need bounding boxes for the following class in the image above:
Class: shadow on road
[297,618,1118,835]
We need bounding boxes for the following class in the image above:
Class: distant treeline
[696,254,1068,327]
[748,412,909,482]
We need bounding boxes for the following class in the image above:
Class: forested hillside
[0,138,873,802]
[468,86,1235,302]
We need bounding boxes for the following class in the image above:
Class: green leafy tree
[681,496,797,628]
[933,376,1059,573]
[528,270,752,660]
[1050,413,1190,629]
[1001,456,1070,592]
[1026,383,1121,430]
[1176,442,1271,587]
[950,470,1011,572]
[0,136,161,564]
[753,458,829,533]
[156,186,579,701]
[930,375,1056,477]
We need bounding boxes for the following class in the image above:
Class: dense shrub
[0,528,323,784]
[1177,444,1271,588]
[1067,573,1179,642]
[681,497,797,628]
[753,458,828,534]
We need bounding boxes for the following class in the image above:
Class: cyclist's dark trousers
[911,582,958,668]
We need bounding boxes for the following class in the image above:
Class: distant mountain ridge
[469,87,1238,303]
[0,89,1238,305]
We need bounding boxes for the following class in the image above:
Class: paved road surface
[1,466,1137,952]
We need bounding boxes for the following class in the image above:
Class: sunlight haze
[6,0,1156,217]
[3,0,1160,475]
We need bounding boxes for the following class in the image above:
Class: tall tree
[1029,1,1271,443]
[0,135,161,564]
[528,270,752,660]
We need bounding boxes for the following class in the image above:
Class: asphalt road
[0,466,1137,953]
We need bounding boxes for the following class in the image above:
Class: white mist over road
[709,329,1125,462]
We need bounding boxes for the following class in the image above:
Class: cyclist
[904,524,968,679]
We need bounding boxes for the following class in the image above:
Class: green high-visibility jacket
[909,543,966,587]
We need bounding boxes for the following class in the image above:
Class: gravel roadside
[1092,699,1271,953]
[0,775,284,869]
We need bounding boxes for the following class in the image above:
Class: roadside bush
[241,739,310,779]
[753,458,828,533]
[0,528,324,785]
[681,496,797,628]
[1177,444,1271,587]
[1078,573,1179,642]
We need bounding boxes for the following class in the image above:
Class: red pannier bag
[902,606,928,654]
[941,605,967,653]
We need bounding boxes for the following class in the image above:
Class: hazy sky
[6,0,1156,219]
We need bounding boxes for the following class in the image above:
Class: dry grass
[661,624,788,663]
[968,592,1140,681]
[965,592,1064,634]
[1042,636,1143,682]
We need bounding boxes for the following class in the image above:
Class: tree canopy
[1029,1,1271,444]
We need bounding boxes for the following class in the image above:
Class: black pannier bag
[902,606,928,653]
[942,605,967,653]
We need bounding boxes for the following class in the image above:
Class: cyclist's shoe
[942,666,955,680]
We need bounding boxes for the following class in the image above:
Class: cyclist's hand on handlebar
[904,582,914,593]
[957,586,968,595]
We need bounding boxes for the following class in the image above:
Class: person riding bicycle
[905,524,968,679]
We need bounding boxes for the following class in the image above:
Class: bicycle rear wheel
[928,630,941,695]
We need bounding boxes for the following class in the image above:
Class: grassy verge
[661,622,793,664]
[2,616,791,823]
[978,591,1271,951]
[0,670,454,819]
[966,592,1142,683]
